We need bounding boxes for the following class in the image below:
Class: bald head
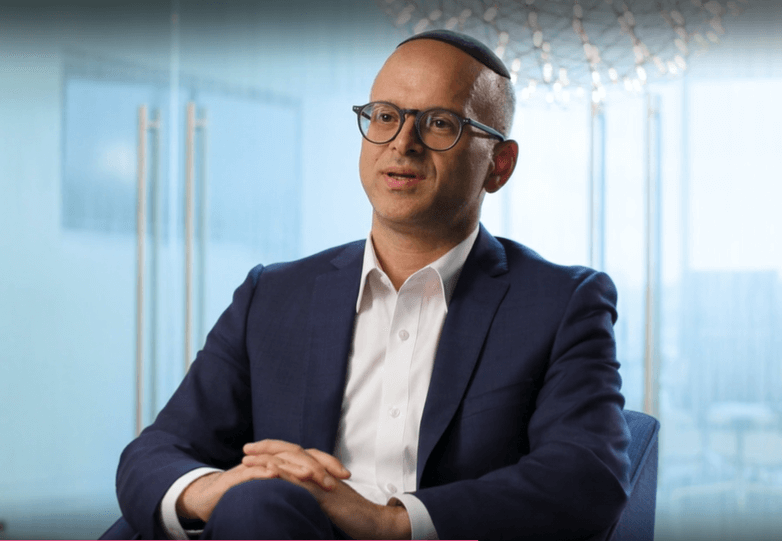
[376,34,515,137]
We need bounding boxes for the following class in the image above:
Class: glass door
[0,45,173,540]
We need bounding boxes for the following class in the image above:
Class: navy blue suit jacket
[116,225,630,540]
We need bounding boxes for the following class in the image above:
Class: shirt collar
[355,226,480,313]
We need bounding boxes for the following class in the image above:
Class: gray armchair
[610,409,660,541]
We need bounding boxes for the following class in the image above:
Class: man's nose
[391,116,424,154]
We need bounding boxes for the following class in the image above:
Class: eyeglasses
[352,101,506,152]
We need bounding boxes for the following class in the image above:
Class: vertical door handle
[136,105,161,437]
[184,102,208,373]
[197,107,209,349]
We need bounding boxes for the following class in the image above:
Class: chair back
[611,409,660,541]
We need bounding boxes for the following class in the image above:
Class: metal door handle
[184,102,208,373]
[136,105,161,437]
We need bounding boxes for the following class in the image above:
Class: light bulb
[395,11,412,25]
[675,55,687,70]
[413,18,429,33]
[483,7,498,22]
[543,62,553,82]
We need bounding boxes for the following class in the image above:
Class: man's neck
[370,218,477,291]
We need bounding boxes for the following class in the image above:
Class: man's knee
[202,479,333,539]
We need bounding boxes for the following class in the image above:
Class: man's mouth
[384,169,425,188]
[387,172,417,180]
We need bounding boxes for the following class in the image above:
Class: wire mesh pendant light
[378,0,750,104]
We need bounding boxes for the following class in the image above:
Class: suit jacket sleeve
[115,265,264,540]
[414,269,631,541]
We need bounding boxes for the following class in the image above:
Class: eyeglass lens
[359,103,462,151]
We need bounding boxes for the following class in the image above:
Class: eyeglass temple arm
[465,118,506,141]
[352,105,371,120]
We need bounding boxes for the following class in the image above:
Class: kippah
[398,29,510,79]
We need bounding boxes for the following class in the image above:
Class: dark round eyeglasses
[352,101,506,152]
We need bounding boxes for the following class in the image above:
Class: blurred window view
[0,1,780,539]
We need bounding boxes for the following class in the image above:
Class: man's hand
[242,439,351,490]
[176,463,277,522]
[243,440,412,539]
[176,440,350,522]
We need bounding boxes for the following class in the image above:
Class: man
[115,30,630,540]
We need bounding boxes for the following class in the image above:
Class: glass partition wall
[0,2,387,537]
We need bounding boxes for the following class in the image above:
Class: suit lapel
[417,227,509,482]
[299,242,364,452]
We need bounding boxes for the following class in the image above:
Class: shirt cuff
[159,467,223,539]
[390,493,438,540]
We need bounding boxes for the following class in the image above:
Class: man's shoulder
[248,239,365,287]
[491,234,603,286]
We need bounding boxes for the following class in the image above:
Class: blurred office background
[0,0,780,539]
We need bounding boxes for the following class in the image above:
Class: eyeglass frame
[352,101,506,152]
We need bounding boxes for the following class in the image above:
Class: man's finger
[306,448,351,479]
[243,439,304,455]
[242,453,336,490]
[243,439,350,480]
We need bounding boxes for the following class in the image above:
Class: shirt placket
[374,274,424,498]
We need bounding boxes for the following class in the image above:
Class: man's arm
[116,267,265,539]
[117,261,382,538]
[176,444,349,522]
[412,270,630,541]
[241,441,412,539]
[226,439,438,539]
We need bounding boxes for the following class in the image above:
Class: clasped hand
[177,439,411,539]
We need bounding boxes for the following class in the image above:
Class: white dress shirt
[160,226,479,539]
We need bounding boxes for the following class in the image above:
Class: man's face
[359,39,499,237]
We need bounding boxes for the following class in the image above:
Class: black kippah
[398,29,510,79]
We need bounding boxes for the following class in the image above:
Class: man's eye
[427,115,457,132]
[373,109,399,124]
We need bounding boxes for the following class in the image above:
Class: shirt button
[386,483,398,494]
[389,406,401,418]
[398,329,409,341]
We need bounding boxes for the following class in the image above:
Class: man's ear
[485,139,519,194]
